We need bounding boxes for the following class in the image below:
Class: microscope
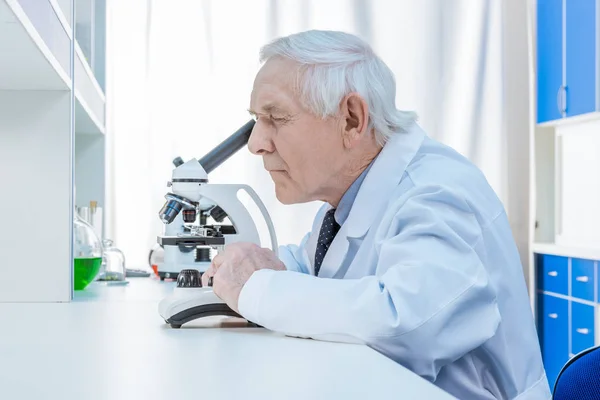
[157,120,278,328]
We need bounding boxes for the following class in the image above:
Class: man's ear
[340,93,369,148]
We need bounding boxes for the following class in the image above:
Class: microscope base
[158,286,253,328]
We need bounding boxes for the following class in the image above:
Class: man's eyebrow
[263,104,286,114]
[248,104,287,116]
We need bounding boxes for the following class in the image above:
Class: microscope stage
[157,236,225,247]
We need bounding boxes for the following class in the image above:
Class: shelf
[72,5,106,135]
[75,94,104,135]
[0,0,106,302]
[74,38,105,135]
[0,0,71,90]
[532,242,600,261]
[46,0,106,135]
[51,0,72,29]
[537,112,600,129]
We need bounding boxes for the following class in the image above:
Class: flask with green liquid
[73,208,103,290]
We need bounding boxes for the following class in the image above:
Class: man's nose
[248,121,275,155]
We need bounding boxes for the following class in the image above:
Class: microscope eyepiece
[197,119,255,174]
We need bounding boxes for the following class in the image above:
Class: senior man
[202,30,550,399]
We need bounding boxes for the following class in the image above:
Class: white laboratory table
[0,277,456,400]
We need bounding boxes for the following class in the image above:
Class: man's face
[248,58,345,204]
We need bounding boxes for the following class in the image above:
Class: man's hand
[201,242,286,313]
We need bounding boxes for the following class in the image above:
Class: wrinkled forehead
[250,58,302,112]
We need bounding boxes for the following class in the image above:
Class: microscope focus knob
[177,269,202,288]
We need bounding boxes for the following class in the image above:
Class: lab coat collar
[315,122,426,278]
[345,121,425,238]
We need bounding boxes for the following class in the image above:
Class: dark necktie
[314,208,341,276]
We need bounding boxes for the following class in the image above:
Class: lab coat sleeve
[272,203,328,275]
[238,184,501,380]
[276,232,311,275]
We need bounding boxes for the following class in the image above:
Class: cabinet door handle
[549,313,558,319]
[576,276,589,283]
[576,328,590,335]
[548,271,558,277]
[556,86,567,114]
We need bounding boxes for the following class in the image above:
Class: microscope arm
[197,184,279,256]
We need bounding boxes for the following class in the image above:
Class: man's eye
[270,116,287,123]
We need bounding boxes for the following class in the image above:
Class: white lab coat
[238,123,551,400]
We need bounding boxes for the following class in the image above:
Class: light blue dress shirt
[334,160,375,226]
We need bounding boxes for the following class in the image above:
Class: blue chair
[553,345,600,399]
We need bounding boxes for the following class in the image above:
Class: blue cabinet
[539,253,569,294]
[571,258,595,302]
[565,0,597,117]
[537,0,564,123]
[537,0,598,123]
[535,253,598,390]
[572,302,595,354]
[538,293,570,389]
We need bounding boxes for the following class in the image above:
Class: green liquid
[74,257,102,290]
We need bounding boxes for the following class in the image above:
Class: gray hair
[259,30,417,146]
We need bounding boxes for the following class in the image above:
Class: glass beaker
[98,239,126,281]
[73,212,103,290]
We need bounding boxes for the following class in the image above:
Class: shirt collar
[334,159,376,225]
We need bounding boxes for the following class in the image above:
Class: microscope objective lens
[182,209,197,223]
